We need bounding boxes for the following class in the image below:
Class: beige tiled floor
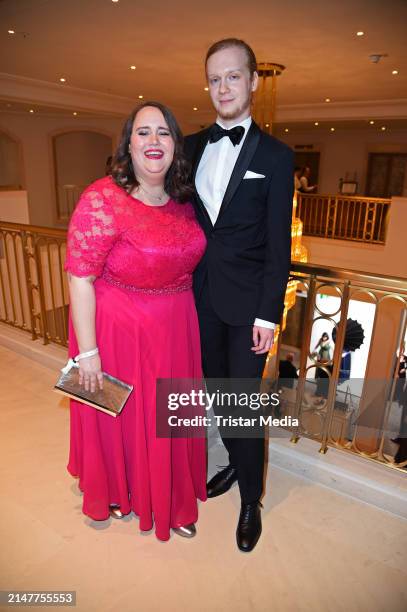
[1,344,407,612]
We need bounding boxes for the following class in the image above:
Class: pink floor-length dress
[64,176,207,541]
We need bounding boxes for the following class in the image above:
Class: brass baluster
[290,275,317,444]
[4,232,17,324]
[21,230,38,340]
[11,232,25,327]
[0,231,9,322]
[320,281,350,453]
[57,240,68,345]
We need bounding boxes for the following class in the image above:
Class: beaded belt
[101,272,192,295]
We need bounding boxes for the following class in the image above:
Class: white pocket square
[243,170,265,179]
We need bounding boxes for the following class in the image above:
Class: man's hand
[252,325,274,355]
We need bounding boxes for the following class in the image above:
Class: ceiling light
[284,128,289,132]
[325,98,331,103]
[60,77,66,83]
[356,31,364,37]
[29,109,34,113]
[381,126,386,131]
[330,127,335,132]
[193,107,198,111]
[130,65,136,70]
[8,29,15,34]
[392,70,399,75]
[73,112,78,116]
[314,122,319,126]
[265,123,270,128]
[111,0,119,3]
[138,95,143,99]
[204,87,209,91]
[369,120,375,125]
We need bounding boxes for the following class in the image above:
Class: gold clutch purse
[54,358,133,417]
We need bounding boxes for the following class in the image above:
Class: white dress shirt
[195,115,275,330]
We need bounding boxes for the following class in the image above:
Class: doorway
[366,153,407,198]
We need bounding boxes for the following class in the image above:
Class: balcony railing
[0,221,68,345]
[296,193,391,244]
[0,221,406,472]
[266,261,407,471]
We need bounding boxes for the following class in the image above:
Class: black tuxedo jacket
[184,121,294,326]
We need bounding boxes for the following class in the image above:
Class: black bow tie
[209,123,245,147]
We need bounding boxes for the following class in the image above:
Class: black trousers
[197,281,267,504]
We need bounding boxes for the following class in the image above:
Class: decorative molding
[0,72,136,116]
[274,99,407,122]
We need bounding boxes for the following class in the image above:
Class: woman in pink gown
[64,102,207,542]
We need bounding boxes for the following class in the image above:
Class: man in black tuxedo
[184,38,294,552]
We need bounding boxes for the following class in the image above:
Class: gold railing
[0,221,68,346]
[296,193,391,244]
[267,262,407,472]
[1,221,406,471]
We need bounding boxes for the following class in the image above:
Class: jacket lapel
[191,128,213,227]
[216,121,261,223]
[192,128,211,184]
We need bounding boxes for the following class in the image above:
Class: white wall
[278,127,407,195]
[0,113,123,227]
[0,191,30,223]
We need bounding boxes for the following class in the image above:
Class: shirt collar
[216,115,252,131]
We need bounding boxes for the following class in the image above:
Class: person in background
[294,167,302,191]
[299,166,317,192]
[279,352,299,389]
[64,101,207,542]
[313,332,333,405]
[393,353,407,466]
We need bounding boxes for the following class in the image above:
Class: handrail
[0,220,67,237]
[291,262,407,294]
[299,194,391,204]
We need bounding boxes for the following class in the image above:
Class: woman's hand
[78,354,103,392]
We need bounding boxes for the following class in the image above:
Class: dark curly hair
[111,101,193,203]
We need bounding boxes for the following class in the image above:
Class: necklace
[138,183,168,204]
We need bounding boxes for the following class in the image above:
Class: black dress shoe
[207,466,237,498]
[236,502,262,552]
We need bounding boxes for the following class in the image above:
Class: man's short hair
[205,38,257,76]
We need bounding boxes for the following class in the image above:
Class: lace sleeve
[64,184,119,278]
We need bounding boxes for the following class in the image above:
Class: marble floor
[0,344,406,612]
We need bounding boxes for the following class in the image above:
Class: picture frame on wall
[340,181,358,195]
